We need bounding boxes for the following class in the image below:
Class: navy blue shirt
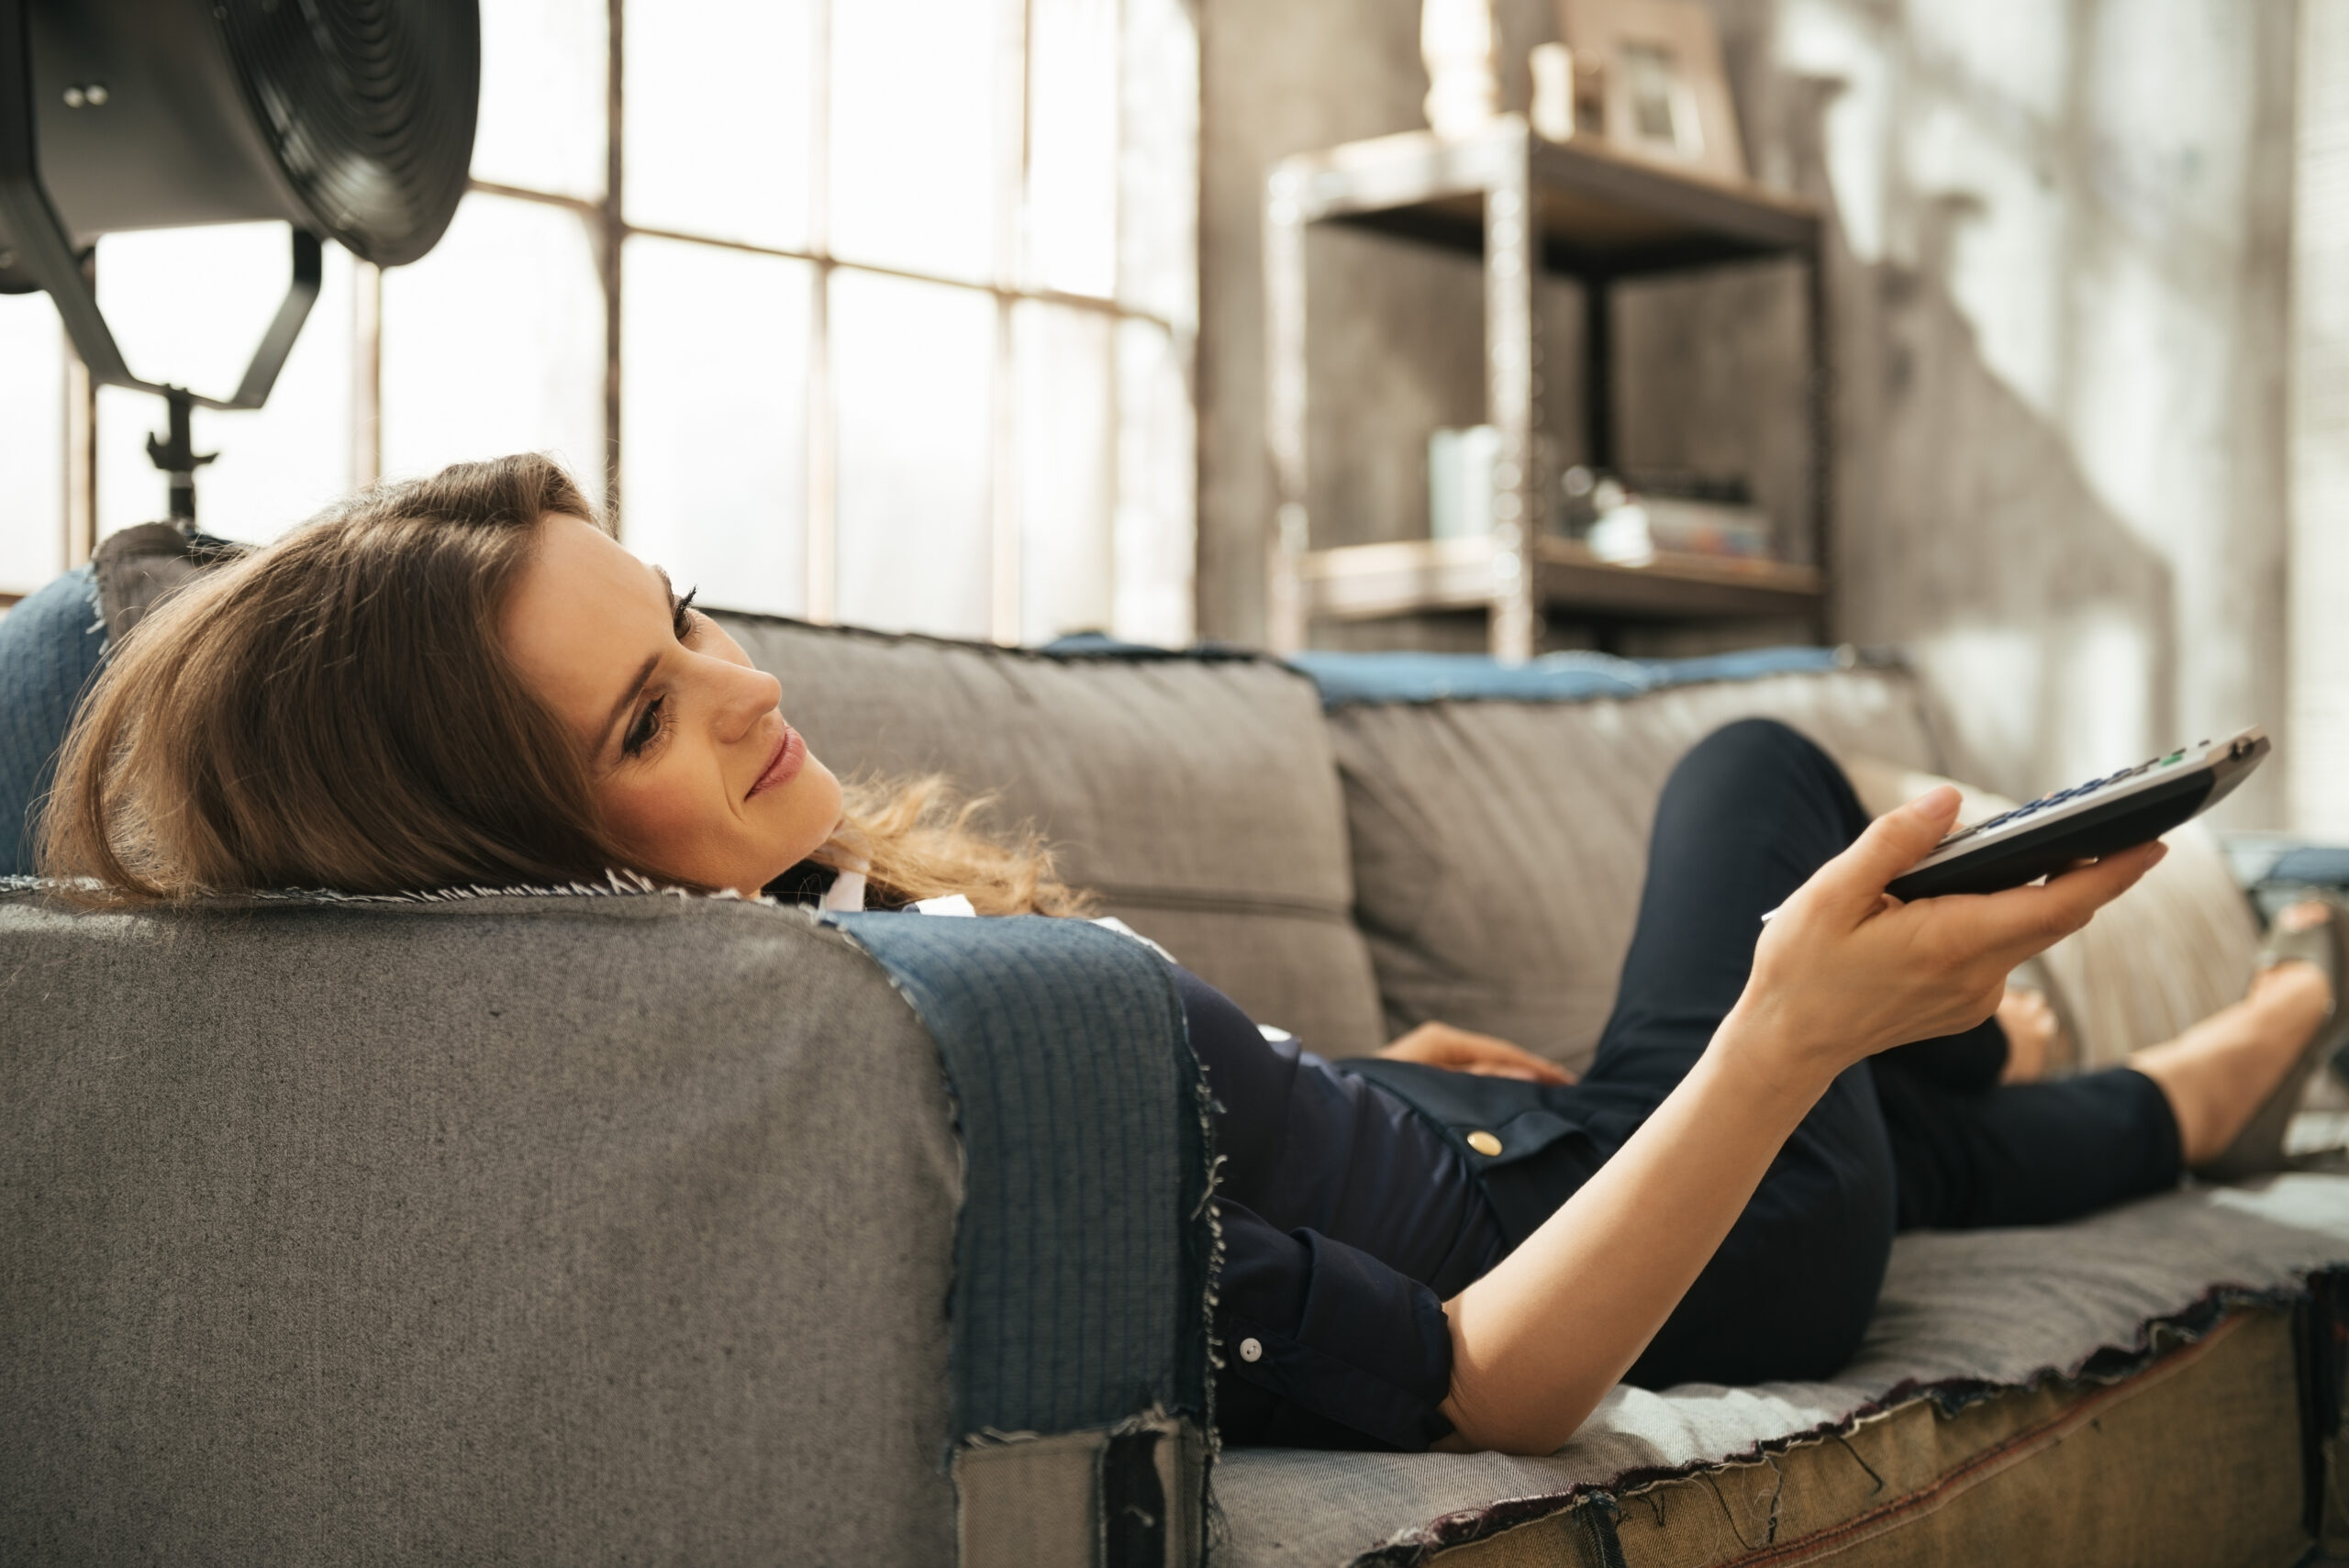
[769,863,1508,1452]
[1173,969,1508,1451]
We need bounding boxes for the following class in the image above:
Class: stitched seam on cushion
[1086,884,1353,921]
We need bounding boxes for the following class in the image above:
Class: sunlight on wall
[2053,609,2153,784]
[2292,0,2349,838]
[1910,624,2042,783]
[1780,0,2290,822]
[1774,0,1889,265]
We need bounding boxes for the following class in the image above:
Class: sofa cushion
[1323,664,1943,1070]
[1212,1175,2349,1566]
[714,613,1387,1055]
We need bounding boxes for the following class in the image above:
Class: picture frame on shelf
[1555,0,1746,182]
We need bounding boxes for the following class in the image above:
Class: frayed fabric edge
[1342,1273,2343,1568]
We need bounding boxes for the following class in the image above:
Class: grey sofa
[9,610,2349,1567]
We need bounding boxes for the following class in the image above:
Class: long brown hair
[39,453,1089,915]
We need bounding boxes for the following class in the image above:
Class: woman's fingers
[1970,839,2166,962]
[1378,1021,1575,1084]
[1798,785,1964,919]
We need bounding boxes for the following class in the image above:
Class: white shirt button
[1239,1337,1264,1363]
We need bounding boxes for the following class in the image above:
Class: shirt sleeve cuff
[1216,1217,1456,1451]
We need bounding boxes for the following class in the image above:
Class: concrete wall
[2293,0,2349,837]
[1197,0,2302,825]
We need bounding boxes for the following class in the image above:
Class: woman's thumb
[1814,785,1964,909]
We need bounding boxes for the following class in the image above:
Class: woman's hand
[1731,785,2165,1091]
[1379,1022,1576,1084]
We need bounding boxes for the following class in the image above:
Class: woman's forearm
[1435,1007,1829,1454]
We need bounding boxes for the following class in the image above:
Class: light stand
[144,389,216,529]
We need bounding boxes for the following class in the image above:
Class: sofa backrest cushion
[713,614,1387,1056]
[1329,666,1944,1070]
[0,890,962,1564]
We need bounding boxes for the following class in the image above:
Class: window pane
[380,195,607,507]
[1113,316,1193,645]
[94,226,355,543]
[0,293,63,593]
[626,0,815,249]
[830,0,1002,283]
[472,0,608,199]
[1118,0,1198,328]
[1026,0,1119,298]
[620,237,811,617]
[831,271,993,637]
[1015,302,1111,640]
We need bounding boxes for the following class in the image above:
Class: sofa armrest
[0,889,1214,1566]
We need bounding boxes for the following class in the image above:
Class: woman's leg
[1577,719,1903,1386]
[1869,1065,2180,1229]
[1586,718,2006,1098]
[1873,952,2334,1227]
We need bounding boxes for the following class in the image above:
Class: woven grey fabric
[714,613,1386,1056]
[0,890,961,1565]
[1210,1174,2349,1568]
[1328,667,1945,1070]
[827,911,1211,1440]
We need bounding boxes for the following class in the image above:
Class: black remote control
[1883,728,2269,902]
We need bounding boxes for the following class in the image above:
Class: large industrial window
[0,0,1199,647]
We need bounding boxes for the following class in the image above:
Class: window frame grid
[12,0,1192,639]
[430,0,1185,645]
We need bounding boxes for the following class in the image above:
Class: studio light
[0,0,478,522]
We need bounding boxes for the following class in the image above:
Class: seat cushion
[714,613,1388,1055]
[1325,664,1943,1070]
[1211,1174,2349,1567]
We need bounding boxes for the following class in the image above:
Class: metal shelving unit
[1263,114,1830,660]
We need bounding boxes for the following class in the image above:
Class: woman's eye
[622,696,666,758]
[671,587,700,642]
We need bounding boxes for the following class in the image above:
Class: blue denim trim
[822,910,1218,1447]
[1286,645,1854,710]
[0,566,106,876]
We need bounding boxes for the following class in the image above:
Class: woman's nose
[709,662,784,743]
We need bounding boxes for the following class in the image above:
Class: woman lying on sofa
[37,455,2346,1458]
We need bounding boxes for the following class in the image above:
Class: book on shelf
[1428,430,1776,563]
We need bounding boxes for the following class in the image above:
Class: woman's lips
[747,726,806,799]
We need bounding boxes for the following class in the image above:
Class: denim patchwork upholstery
[0,566,104,874]
[826,911,1215,1566]
[827,912,1212,1443]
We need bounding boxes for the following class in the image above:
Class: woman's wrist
[1709,997,1847,1113]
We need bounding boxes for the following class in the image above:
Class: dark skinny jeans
[1501,718,2184,1389]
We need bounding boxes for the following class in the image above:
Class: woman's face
[503,515,843,894]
